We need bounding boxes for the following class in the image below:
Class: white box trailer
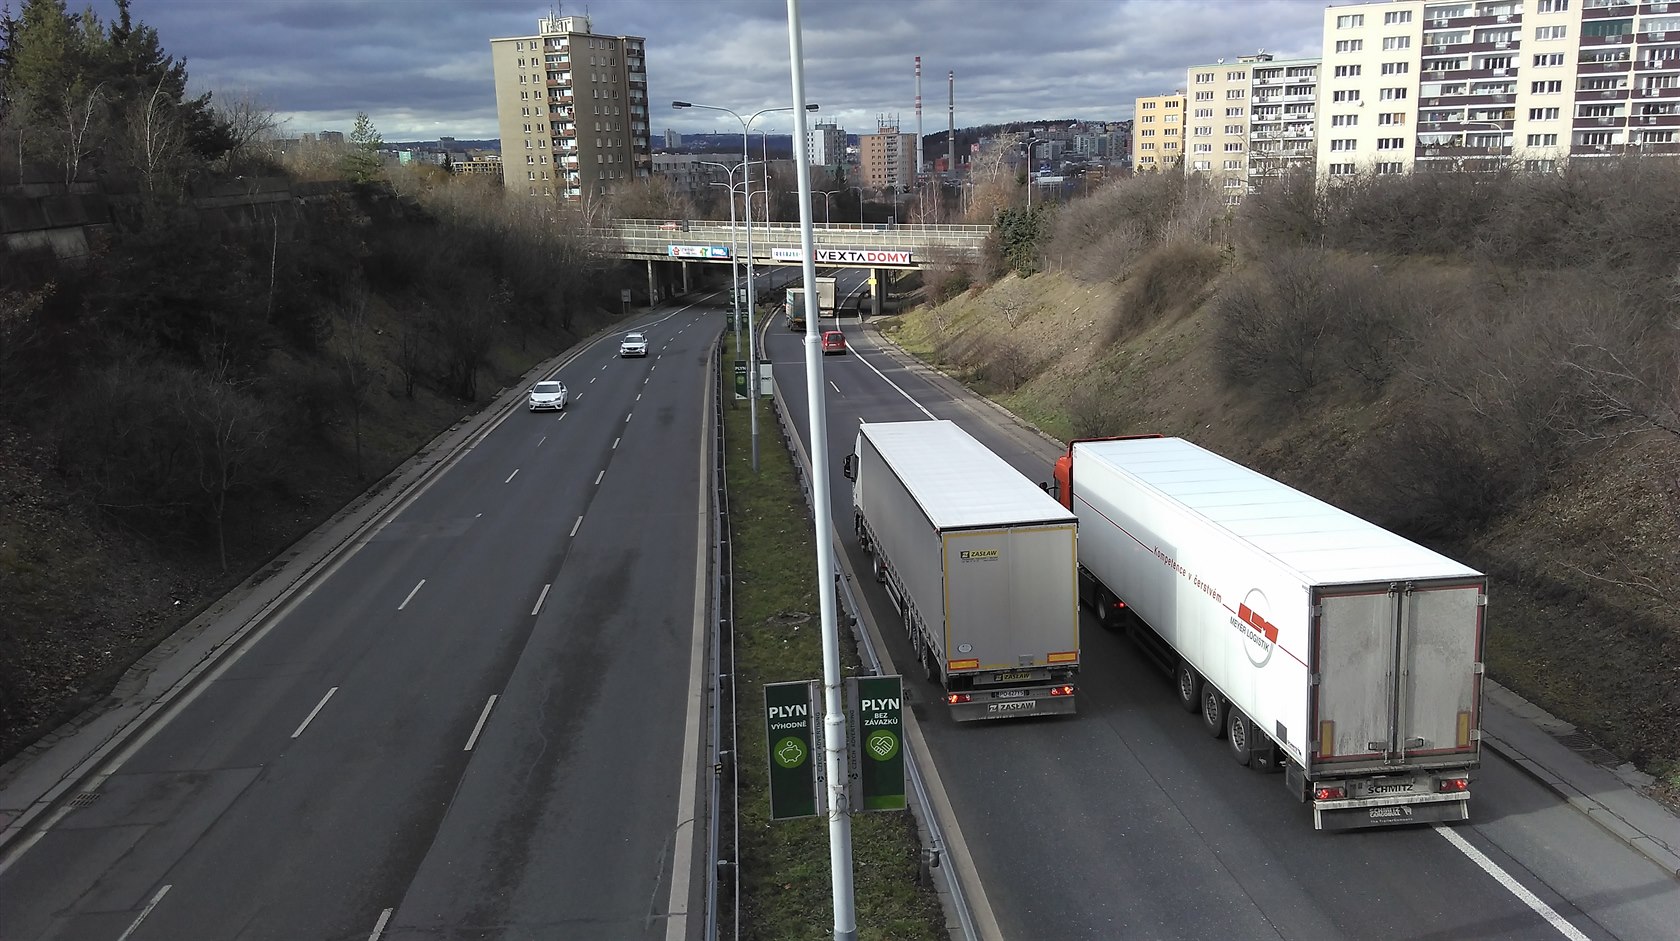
[844,421,1080,721]
[1052,436,1485,829]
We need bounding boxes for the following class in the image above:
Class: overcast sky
[97,0,1330,143]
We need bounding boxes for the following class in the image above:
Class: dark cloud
[108,0,1325,142]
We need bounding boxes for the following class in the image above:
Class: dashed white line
[613,437,621,449]
[367,908,394,941]
[636,393,642,401]
[595,470,605,485]
[829,380,841,394]
[590,377,597,383]
[398,579,425,610]
[625,413,634,423]
[570,516,583,537]
[538,436,547,446]
[504,469,519,484]
[556,412,567,422]
[464,695,498,751]
[1433,824,1591,941]
[291,687,339,739]
[600,363,608,370]
[116,884,171,941]
[531,583,551,616]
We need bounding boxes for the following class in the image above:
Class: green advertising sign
[733,360,748,400]
[849,675,906,812]
[764,680,820,821]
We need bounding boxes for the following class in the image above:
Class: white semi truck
[784,276,838,329]
[1051,435,1486,829]
[844,420,1081,721]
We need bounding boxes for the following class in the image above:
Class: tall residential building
[1132,91,1185,173]
[489,14,652,199]
[1317,0,1680,178]
[1247,57,1321,188]
[806,121,846,168]
[1187,53,1286,202]
[858,119,915,191]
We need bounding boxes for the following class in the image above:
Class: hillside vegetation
[888,162,1680,794]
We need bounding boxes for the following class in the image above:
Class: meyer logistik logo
[1231,588,1277,668]
[959,549,1000,562]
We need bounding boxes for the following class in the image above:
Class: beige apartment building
[489,14,652,199]
[1317,0,1680,178]
[1132,92,1185,173]
[1184,55,1271,201]
[858,120,915,191]
[1247,57,1322,187]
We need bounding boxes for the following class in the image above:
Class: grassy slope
[882,267,1680,794]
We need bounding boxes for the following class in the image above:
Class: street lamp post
[701,160,747,347]
[1024,135,1044,209]
[673,98,819,472]
[815,190,834,227]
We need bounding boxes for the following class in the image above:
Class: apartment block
[806,121,847,168]
[1185,55,1273,201]
[1132,91,1185,173]
[1317,0,1680,178]
[489,14,652,199]
[858,120,915,191]
[1247,57,1321,187]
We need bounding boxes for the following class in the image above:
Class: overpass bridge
[600,218,989,311]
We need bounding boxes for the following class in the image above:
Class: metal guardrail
[600,219,989,267]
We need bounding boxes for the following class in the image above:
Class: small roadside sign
[734,360,748,400]
[849,675,906,812]
[765,680,821,821]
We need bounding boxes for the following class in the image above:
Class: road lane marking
[590,377,597,383]
[1433,824,1590,941]
[636,392,642,401]
[570,516,583,537]
[464,695,498,751]
[595,470,605,485]
[116,884,171,941]
[557,412,566,421]
[626,413,634,423]
[613,437,621,449]
[851,347,935,419]
[829,380,840,394]
[367,908,394,941]
[291,687,339,739]
[398,579,425,610]
[504,469,519,484]
[538,436,546,446]
[531,583,551,616]
[601,363,608,370]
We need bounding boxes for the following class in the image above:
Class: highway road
[760,274,1680,941]
[0,304,721,941]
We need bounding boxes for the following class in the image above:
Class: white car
[619,332,649,358]
[527,380,568,411]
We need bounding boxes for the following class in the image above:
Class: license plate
[992,670,1033,682]
[994,689,1028,699]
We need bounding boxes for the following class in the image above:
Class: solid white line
[595,470,605,485]
[398,579,425,610]
[504,469,519,484]
[1433,824,1590,941]
[367,908,394,941]
[291,687,339,739]
[463,695,498,751]
[570,516,583,537]
[852,347,935,419]
[531,583,551,616]
[116,884,172,941]
[613,437,621,449]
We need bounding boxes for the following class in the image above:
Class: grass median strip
[721,334,943,941]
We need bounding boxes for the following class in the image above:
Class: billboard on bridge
[668,244,731,259]
[771,248,914,266]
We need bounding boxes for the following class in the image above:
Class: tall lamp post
[701,160,748,346]
[815,190,835,227]
[1024,135,1044,209]
[673,99,819,472]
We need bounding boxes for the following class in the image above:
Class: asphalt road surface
[759,291,1680,941]
[0,304,719,941]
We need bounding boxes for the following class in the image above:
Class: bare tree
[335,284,378,478]
[212,89,279,171]
[123,77,185,196]
[61,80,106,186]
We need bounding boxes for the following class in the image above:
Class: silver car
[619,332,649,357]
[527,380,568,411]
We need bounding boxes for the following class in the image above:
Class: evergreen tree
[342,111,383,183]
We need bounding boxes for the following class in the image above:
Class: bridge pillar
[871,268,884,319]
[681,261,691,295]
[646,260,658,307]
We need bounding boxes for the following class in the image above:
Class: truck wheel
[871,555,886,584]
[1175,661,1202,714]
[922,643,937,683]
[1095,592,1115,629]
[1227,709,1257,767]
[1200,686,1229,739]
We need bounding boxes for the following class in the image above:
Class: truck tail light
[946,693,972,705]
[1436,776,1470,793]
[1314,785,1345,801]
[1049,685,1075,697]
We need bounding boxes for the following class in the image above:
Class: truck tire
[1227,709,1258,767]
[922,643,937,683]
[1175,661,1202,714]
[1095,591,1117,629]
[1200,686,1229,739]
[872,554,886,584]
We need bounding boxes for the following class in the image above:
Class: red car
[821,330,847,355]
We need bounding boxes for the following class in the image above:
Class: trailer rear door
[1312,580,1484,771]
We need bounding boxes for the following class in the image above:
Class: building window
[1377,137,1405,149]
[1195,107,1214,117]
[1227,107,1245,117]
[1580,131,1613,146]
[1335,64,1362,77]
[1526,133,1560,146]
[1538,0,1568,10]
[1380,87,1408,100]
[1535,25,1567,40]
[1533,53,1564,67]
[1227,71,1246,81]
[1225,124,1244,134]
[1330,138,1356,151]
[1337,13,1365,28]
[1382,62,1410,75]
[1529,107,1560,120]
[1195,71,1214,84]
[1194,143,1213,152]
[1379,112,1406,125]
[1332,114,1359,126]
[1385,10,1413,24]
[1224,142,1244,152]
[1376,162,1404,174]
[1335,39,1364,53]
[1531,80,1563,94]
[1195,91,1214,101]
[1329,163,1356,176]
[1383,36,1411,50]
[1333,90,1362,102]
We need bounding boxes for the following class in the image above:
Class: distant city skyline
[89,0,1327,143]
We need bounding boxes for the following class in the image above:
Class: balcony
[1634,111,1680,124]
[1573,115,1628,127]
[1636,84,1680,96]
[1632,139,1680,151]
[1582,2,1637,18]
[1643,2,1675,12]
[1636,58,1680,71]
[1584,87,1633,98]
[1578,59,1633,72]
[1580,34,1633,46]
